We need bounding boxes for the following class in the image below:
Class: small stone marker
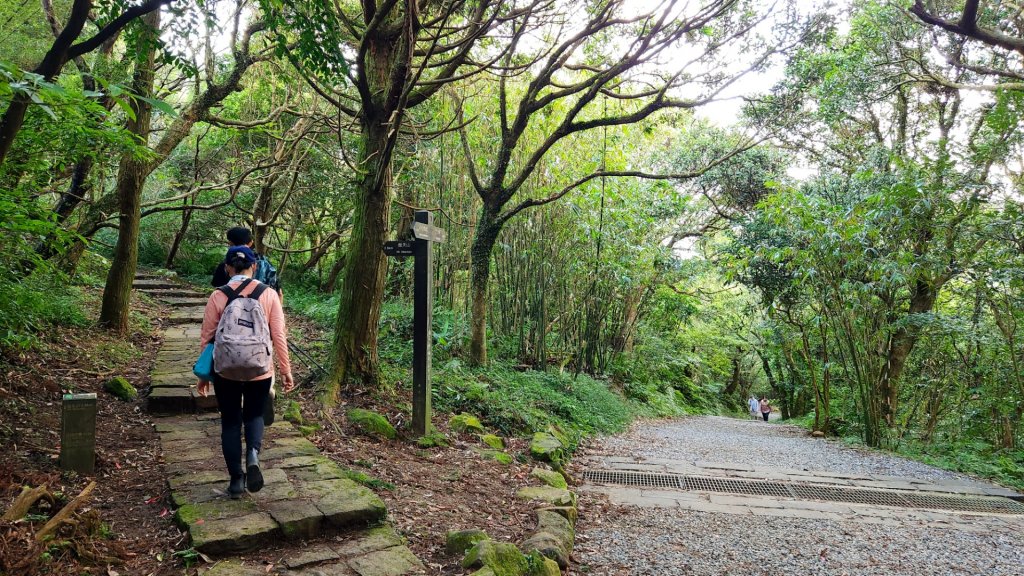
[60,393,97,474]
[382,210,446,436]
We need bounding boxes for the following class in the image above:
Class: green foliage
[341,468,395,491]
[434,362,668,441]
[0,270,88,350]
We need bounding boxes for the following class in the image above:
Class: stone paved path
[571,416,1024,575]
[135,273,425,575]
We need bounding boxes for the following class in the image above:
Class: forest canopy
[1,0,1022,484]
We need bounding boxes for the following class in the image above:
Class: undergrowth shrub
[0,269,88,350]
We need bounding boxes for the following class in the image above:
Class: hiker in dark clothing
[211,227,280,293]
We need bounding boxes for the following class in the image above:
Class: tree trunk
[469,208,501,366]
[320,119,393,403]
[98,10,159,333]
[165,197,194,268]
[876,279,938,429]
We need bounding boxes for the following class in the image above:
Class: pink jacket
[200,279,292,381]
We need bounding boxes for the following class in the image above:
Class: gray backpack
[214,278,274,380]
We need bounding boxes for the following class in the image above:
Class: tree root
[0,481,122,573]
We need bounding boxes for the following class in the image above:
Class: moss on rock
[463,541,529,576]
[530,467,567,489]
[529,432,563,463]
[526,551,561,576]
[298,424,321,437]
[348,408,397,440]
[103,376,137,401]
[446,529,489,556]
[516,486,575,507]
[480,434,504,450]
[282,400,303,425]
[417,431,449,448]
[449,412,485,433]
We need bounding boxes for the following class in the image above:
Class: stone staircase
[134,272,424,575]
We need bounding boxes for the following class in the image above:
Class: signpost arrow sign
[382,240,414,256]
[411,221,447,243]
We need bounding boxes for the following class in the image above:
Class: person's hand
[197,380,211,397]
[282,372,296,394]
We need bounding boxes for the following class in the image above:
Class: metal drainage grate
[583,470,682,489]
[581,469,1024,515]
[685,476,794,498]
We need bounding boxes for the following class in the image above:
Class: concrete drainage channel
[582,469,1024,515]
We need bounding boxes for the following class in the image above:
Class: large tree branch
[911,0,1024,55]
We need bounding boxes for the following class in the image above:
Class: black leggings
[762,412,770,422]
[213,375,272,478]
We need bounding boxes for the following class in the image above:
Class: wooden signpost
[384,210,446,436]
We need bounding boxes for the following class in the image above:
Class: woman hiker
[759,397,772,422]
[196,246,295,498]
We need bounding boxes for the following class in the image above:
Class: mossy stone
[417,431,449,448]
[516,486,575,507]
[348,408,397,440]
[529,432,563,462]
[530,467,567,489]
[449,412,485,433]
[526,551,561,576]
[445,529,489,556]
[104,376,137,401]
[484,450,513,465]
[462,541,529,576]
[282,400,303,425]
[298,424,321,437]
[480,434,504,450]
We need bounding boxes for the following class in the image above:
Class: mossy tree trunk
[98,10,160,333]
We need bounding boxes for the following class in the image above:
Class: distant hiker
[748,396,759,420]
[759,397,771,422]
[211,227,280,294]
[196,245,295,499]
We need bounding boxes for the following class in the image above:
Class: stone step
[167,308,206,325]
[157,417,393,558]
[198,527,424,576]
[163,297,210,308]
[134,279,183,290]
[143,289,209,300]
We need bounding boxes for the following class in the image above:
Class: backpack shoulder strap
[219,278,254,303]
[248,282,269,302]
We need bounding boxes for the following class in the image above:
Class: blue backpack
[253,256,280,292]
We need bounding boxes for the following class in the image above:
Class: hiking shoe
[227,475,245,500]
[246,448,263,493]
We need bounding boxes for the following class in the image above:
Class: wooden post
[412,210,434,437]
[384,211,445,437]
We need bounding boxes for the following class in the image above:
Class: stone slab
[268,499,324,540]
[190,512,281,556]
[347,546,424,576]
[302,479,387,528]
[284,544,341,569]
[261,437,321,460]
[147,386,194,413]
[335,526,405,557]
[199,560,268,576]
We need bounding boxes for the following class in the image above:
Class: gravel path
[588,415,991,485]
[571,416,1024,576]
